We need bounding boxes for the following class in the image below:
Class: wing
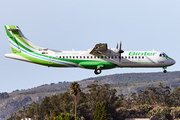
[90,43,108,55]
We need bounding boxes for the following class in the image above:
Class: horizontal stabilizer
[7,25,20,31]
[5,53,32,63]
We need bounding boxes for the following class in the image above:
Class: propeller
[118,41,124,62]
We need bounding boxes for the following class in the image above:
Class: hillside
[1,71,180,119]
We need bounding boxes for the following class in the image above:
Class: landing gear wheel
[163,70,167,73]
[94,69,102,75]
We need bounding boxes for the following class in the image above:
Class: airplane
[4,25,175,75]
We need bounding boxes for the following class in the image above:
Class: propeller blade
[116,42,118,49]
[119,40,124,54]
[119,52,121,62]
[119,40,124,62]
[120,41,121,53]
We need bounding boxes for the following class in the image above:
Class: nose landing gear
[163,67,167,73]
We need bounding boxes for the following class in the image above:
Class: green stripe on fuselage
[11,47,20,53]
[6,26,116,69]
[17,52,67,67]
[164,56,175,61]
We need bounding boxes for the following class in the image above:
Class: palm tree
[70,82,81,120]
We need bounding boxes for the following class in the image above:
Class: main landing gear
[94,68,102,75]
[163,67,167,73]
[94,65,104,75]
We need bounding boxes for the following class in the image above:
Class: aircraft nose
[169,59,176,65]
[167,57,176,65]
[172,60,176,65]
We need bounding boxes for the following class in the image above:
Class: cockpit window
[160,53,168,57]
[163,53,168,57]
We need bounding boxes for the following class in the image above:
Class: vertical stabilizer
[5,25,43,53]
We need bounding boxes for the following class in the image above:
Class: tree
[171,87,180,107]
[58,113,77,120]
[51,109,58,117]
[100,102,108,120]
[148,106,171,120]
[94,102,108,120]
[70,82,81,120]
[39,96,51,118]
[94,102,101,120]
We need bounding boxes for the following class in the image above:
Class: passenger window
[80,56,82,58]
[94,56,96,59]
[129,56,130,59]
[69,56,71,58]
[101,56,103,59]
[66,56,68,58]
[114,56,117,59]
[111,56,113,59]
[59,56,61,58]
[91,56,93,59]
[73,56,75,59]
[132,56,134,59]
[139,56,141,59]
[122,56,124,59]
[83,56,86,59]
[159,54,162,57]
[125,56,127,59]
[63,56,65,58]
[97,56,100,59]
[76,56,78,58]
[142,56,144,59]
[135,56,137,59]
[87,56,89,59]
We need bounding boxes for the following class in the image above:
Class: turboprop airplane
[4,25,175,75]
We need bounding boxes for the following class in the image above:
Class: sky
[0,1,179,93]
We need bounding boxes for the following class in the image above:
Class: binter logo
[129,52,157,56]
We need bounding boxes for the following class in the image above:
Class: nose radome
[170,59,176,65]
[173,60,176,65]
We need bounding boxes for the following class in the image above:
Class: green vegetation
[48,113,79,120]
[70,82,81,120]
[2,71,180,119]
[94,102,108,120]
[8,81,180,120]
